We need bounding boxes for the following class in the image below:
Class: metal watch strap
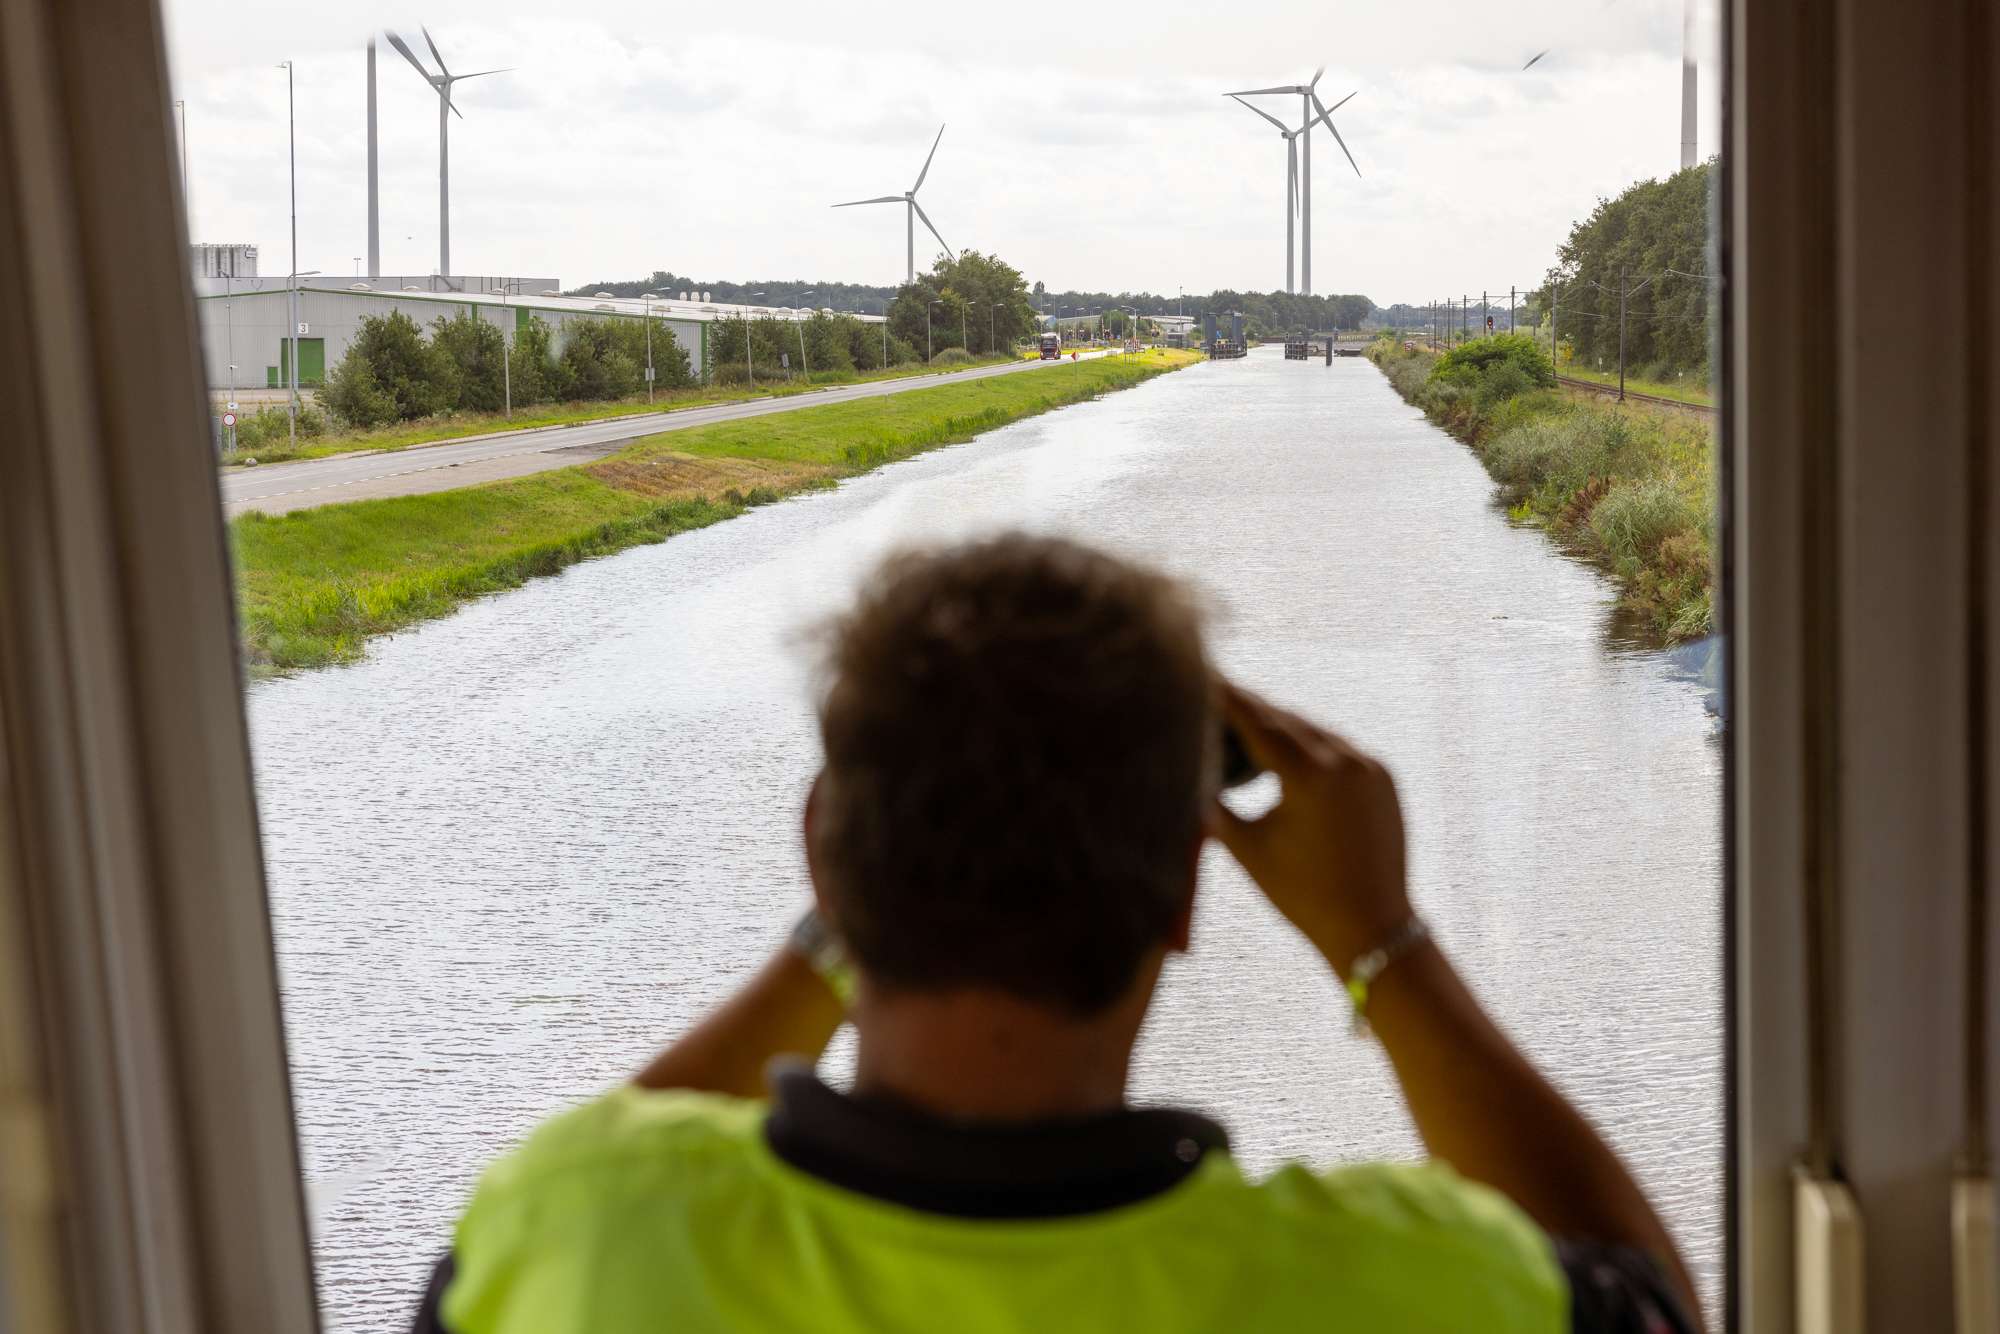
[1344,916,1429,1039]
[788,908,856,1006]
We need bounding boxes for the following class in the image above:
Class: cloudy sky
[162,0,1719,303]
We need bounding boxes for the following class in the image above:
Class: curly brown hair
[811,533,1215,1014]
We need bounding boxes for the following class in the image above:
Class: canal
[247,348,1722,1330]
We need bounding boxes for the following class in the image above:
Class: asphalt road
[220,353,1104,516]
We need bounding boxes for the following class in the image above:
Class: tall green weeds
[1368,340,1714,642]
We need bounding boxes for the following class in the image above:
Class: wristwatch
[788,907,857,1006]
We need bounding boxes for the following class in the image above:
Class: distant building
[190,243,257,278]
[191,281,882,394]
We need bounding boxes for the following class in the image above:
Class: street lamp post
[280,59,299,450]
[963,301,975,356]
[641,291,660,403]
[796,291,816,380]
[745,291,766,387]
[491,282,521,418]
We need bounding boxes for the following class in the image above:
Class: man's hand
[1206,681,1414,971]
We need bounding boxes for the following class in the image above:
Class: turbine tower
[831,125,954,284]
[1225,69,1360,296]
[386,27,509,277]
[1679,0,1697,169]
[366,36,379,277]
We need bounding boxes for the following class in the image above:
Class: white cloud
[163,0,1721,301]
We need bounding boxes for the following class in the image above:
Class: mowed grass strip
[232,350,1199,673]
[223,353,1029,466]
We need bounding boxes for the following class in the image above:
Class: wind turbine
[1224,68,1360,296]
[1230,91,1354,294]
[386,27,509,277]
[831,125,954,284]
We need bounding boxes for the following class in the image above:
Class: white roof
[204,283,884,324]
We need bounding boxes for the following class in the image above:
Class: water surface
[249,349,1722,1329]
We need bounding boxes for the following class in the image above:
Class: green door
[279,337,326,386]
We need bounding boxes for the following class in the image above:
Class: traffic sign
[222,411,237,428]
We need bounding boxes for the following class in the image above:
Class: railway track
[1556,373,1715,416]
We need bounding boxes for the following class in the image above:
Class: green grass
[232,349,1200,672]
[219,353,1026,467]
[1555,362,1715,407]
[1368,342,1714,642]
[625,349,1193,471]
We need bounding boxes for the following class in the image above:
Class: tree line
[1030,285,1376,338]
[322,309,694,427]
[1528,159,1716,379]
[575,266,1380,338]
[571,272,900,316]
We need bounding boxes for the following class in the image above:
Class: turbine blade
[386,32,435,82]
[1230,93,1289,133]
[912,124,946,194]
[421,25,451,78]
[1523,49,1549,70]
[1223,84,1303,97]
[1327,88,1358,113]
[455,68,511,79]
[1288,138,1298,214]
[1311,65,1325,88]
[448,94,465,120]
[1309,90,1362,178]
[912,199,951,260]
[831,195,905,207]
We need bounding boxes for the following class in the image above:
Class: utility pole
[1618,268,1628,402]
[1550,277,1561,376]
[1509,286,1516,333]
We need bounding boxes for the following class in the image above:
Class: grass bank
[1555,362,1714,407]
[221,352,1026,467]
[1369,335,1714,642]
[233,349,1199,672]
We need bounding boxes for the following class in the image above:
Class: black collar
[762,1060,1230,1220]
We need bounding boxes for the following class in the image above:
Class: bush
[322,311,457,426]
[432,310,507,413]
[232,402,325,450]
[556,318,640,401]
[508,316,554,406]
[1431,333,1555,409]
[930,347,974,366]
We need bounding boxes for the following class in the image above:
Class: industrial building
[191,278,884,399]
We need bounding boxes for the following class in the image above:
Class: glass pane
[163,2,1725,1326]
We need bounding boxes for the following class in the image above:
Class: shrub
[557,318,641,401]
[432,310,507,413]
[1588,478,1699,577]
[508,316,554,405]
[930,347,974,366]
[232,403,325,450]
[322,311,457,426]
